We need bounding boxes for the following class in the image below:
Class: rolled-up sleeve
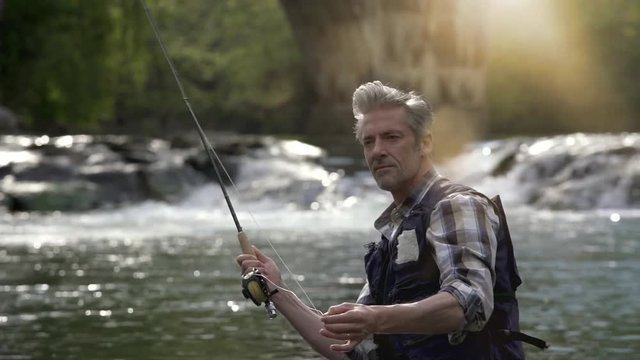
[426,192,499,344]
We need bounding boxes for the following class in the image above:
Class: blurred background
[0,0,639,359]
[1,0,638,141]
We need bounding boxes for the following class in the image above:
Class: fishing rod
[140,0,278,318]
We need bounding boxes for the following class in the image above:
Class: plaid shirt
[355,169,499,345]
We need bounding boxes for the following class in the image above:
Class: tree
[0,0,305,135]
[0,0,149,132]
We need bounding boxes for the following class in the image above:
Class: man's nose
[371,139,387,158]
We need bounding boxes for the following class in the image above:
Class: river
[1,133,639,359]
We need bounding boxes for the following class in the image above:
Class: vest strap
[493,291,516,300]
[495,329,549,350]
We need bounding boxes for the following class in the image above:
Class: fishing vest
[363,178,541,360]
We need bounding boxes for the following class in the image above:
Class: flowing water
[1,133,639,359]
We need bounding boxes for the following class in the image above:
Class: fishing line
[139,0,319,314]
[256,273,324,316]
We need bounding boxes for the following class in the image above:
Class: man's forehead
[362,107,411,132]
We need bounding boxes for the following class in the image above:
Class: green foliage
[0,0,141,131]
[0,0,304,134]
[139,0,306,134]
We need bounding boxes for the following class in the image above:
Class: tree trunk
[280,0,487,148]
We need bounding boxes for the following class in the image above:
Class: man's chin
[374,177,396,192]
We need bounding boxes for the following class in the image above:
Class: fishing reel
[242,268,279,319]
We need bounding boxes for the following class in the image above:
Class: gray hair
[352,81,433,141]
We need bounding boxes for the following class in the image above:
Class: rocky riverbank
[0,134,328,212]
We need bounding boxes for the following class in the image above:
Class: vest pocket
[390,260,439,303]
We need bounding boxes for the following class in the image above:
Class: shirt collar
[374,168,441,241]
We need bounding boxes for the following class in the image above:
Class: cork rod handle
[237,231,254,255]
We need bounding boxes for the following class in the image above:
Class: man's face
[360,106,431,202]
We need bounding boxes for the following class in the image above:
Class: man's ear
[421,132,433,156]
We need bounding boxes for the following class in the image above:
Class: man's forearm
[371,292,465,335]
[272,289,348,360]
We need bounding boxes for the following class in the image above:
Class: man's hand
[320,303,379,352]
[235,246,283,290]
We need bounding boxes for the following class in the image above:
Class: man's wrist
[369,304,390,334]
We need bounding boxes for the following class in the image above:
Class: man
[237,81,527,359]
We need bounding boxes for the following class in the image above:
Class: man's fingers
[252,246,269,261]
[329,340,359,352]
[321,310,357,324]
[320,327,364,340]
[319,328,350,341]
[236,254,256,265]
[321,322,358,335]
[236,254,264,274]
[323,302,355,316]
